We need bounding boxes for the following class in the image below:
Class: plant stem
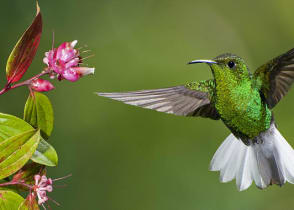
[0,181,32,189]
[0,69,50,96]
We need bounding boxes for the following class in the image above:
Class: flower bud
[46,185,53,192]
[31,78,55,92]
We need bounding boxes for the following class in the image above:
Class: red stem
[0,181,32,189]
[0,69,50,95]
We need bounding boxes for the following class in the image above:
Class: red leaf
[6,2,42,84]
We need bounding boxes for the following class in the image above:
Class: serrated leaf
[0,130,40,179]
[18,193,39,210]
[6,3,42,84]
[24,92,54,139]
[0,190,24,209]
[31,138,58,166]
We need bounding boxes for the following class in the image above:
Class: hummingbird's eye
[227,61,235,69]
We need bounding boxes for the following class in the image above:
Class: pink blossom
[31,78,54,92]
[32,173,71,208]
[43,40,95,82]
[34,175,53,205]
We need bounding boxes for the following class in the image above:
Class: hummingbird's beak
[187,59,217,65]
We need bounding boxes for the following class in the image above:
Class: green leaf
[18,193,39,210]
[0,130,40,179]
[6,3,42,84]
[31,138,58,166]
[0,113,33,142]
[0,113,57,167]
[0,190,24,209]
[24,92,54,139]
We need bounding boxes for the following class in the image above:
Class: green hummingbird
[97,48,294,191]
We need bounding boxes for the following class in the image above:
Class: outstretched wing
[97,80,219,120]
[254,48,294,108]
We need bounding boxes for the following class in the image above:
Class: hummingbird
[97,48,294,191]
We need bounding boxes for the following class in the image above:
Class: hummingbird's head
[188,53,251,81]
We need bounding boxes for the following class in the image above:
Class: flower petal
[71,40,78,48]
[65,57,79,69]
[74,67,95,76]
[62,69,80,82]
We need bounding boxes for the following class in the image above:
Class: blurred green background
[1,0,294,209]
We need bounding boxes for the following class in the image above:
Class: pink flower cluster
[33,174,53,205]
[43,40,95,82]
[31,40,95,92]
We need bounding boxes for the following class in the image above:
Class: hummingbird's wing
[97,80,219,120]
[254,48,294,108]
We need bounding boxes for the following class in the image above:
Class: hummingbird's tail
[210,123,294,191]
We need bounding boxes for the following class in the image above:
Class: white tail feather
[210,123,294,191]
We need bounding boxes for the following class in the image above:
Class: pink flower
[32,174,71,208]
[31,78,55,92]
[43,40,95,82]
[33,175,53,205]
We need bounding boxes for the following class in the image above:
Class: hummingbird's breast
[213,79,272,139]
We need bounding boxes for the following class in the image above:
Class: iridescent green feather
[208,54,272,141]
[185,79,215,99]
[185,80,219,120]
